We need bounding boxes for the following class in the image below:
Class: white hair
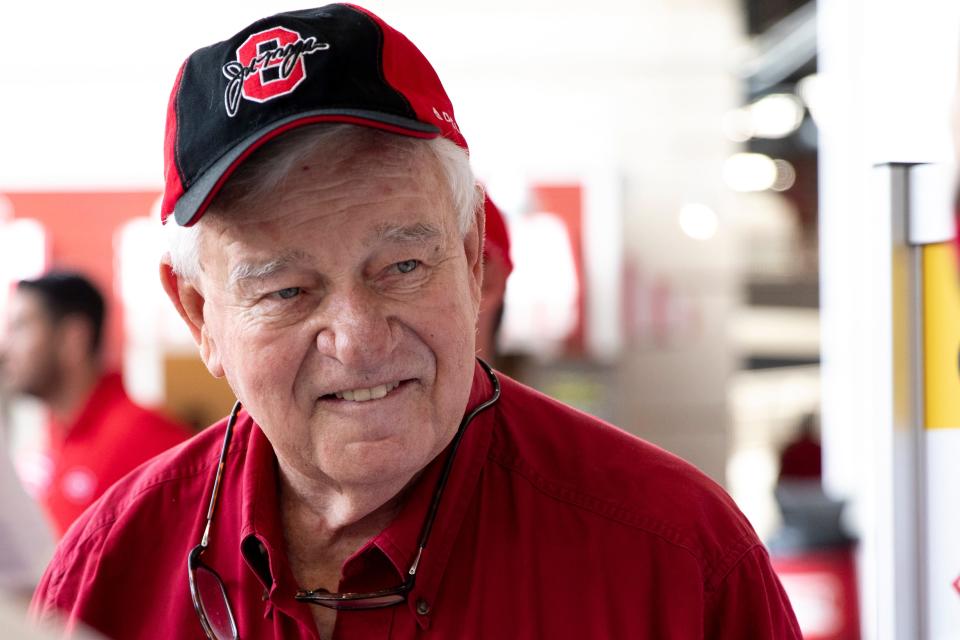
[165,123,481,282]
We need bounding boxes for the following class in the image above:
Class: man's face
[0,290,61,398]
[192,143,483,489]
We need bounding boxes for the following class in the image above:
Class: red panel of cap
[161,62,188,224]
[350,4,468,151]
[483,194,513,275]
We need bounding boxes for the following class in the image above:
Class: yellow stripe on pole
[922,242,960,429]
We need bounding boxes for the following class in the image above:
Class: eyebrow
[373,222,442,245]
[229,250,310,286]
[227,223,442,286]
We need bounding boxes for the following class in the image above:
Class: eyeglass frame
[187,358,501,639]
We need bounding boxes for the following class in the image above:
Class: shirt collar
[238,420,286,596]
[236,360,498,625]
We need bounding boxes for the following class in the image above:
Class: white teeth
[354,387,371,401]
[333,381,401,402]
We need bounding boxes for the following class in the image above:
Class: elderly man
[31,5,800,639]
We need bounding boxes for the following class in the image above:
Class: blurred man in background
[476,194,513,362]
[0,271,189,535]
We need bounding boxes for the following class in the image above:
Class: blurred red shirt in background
[41,372,189,536]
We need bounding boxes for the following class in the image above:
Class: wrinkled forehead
[212,126,450,215]
[189,128,461,280]
[207,164,451,238]
[197,159,453,275]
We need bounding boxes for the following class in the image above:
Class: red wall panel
[4,191,160,371]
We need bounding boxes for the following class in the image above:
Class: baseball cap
[162,3,467,226]
[483,194,514,276]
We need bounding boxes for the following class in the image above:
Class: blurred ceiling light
[771,159,797,191]
[678,203,719,241]
[723,153,779,192]
[723,94,806,141]
[722,108,754,142]
[748,93,805,139]
[796,74,822,126]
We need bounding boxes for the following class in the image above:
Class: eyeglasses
[188,400,242,640]
[188,359,500,640]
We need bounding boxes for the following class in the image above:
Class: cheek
[423,288,480,371]
[427,288,476,337]
[216,317,306,398]
[23,332,50,360]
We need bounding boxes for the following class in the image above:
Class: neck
[278,461,418,571]
[46,364,101,427]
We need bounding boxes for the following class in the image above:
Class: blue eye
[276,287,301,299]
[396,260,419,274]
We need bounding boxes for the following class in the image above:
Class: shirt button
[416,598,431,616]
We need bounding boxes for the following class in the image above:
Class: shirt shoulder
[489,373,759,589]
[74,415,220,533]
[31,416,233,621]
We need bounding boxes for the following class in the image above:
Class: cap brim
[173,109,440,226]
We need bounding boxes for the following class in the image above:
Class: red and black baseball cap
[161,3,467,226]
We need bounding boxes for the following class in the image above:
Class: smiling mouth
[320,379,412,403]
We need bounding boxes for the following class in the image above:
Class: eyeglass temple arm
[408,358,500,576]
[200,400,243,548]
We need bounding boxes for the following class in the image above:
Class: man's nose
[315,287,397,369]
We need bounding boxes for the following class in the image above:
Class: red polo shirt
[41,373,190,536]
[32,363,800,639]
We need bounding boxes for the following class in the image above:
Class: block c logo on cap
[222,27,330,117]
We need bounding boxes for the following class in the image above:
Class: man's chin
[316,439,430,488]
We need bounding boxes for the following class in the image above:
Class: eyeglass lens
[195,564,239,640]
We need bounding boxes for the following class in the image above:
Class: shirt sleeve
[29,526,107,636]
[704,544,803,639]
[30,562,64,629]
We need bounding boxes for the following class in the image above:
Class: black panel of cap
[174,5,419,191]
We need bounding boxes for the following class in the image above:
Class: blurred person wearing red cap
[777,413,822,483]
[31,6,799,639]
[0,272,189,536]
[477,194,513,362]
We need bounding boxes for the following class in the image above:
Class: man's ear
[159,257,224,378]
[463,185,486,301]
